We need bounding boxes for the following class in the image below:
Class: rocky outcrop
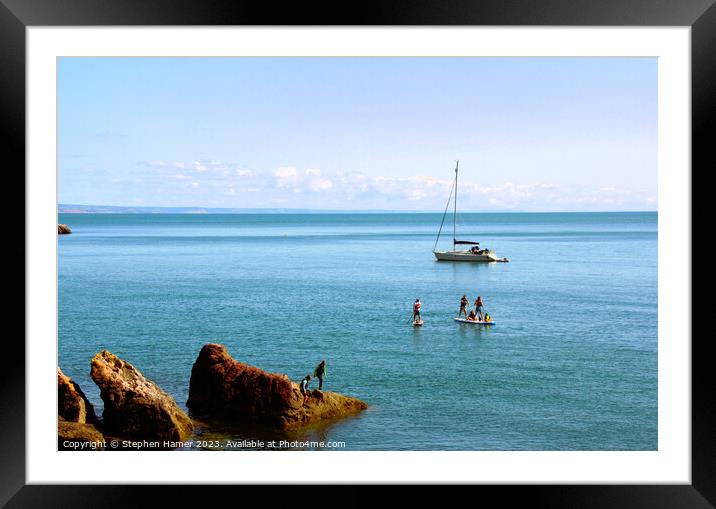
[58,368,98,425]
[58,368,104,450]
[90,350,193,441]
[58,418,105,450]
[186,344,367,429]
[58,224,72,234]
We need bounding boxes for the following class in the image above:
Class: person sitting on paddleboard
[413,299,422,322]
[475,296,484,320]
[467,309,478,321]
[300,375,311,405]
[484,312,491,322]
[459,294,469,317]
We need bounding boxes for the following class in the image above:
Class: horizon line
[58,203,658,214]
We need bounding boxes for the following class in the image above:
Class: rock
[58,368,98,425]
[90,350,193,442]
[186,344,367,429]
[58,224,72,234]
[58,419,105,450]
[58,368,105,450]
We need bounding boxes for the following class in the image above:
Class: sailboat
[433,161,509,262]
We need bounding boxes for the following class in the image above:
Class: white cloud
[308,178,333,192]
[133,158,652,210]
[408,189,427,201]
[143,159,262,191]
[192,161,209,172]
[275,166,301,188]
[275,167,298,178]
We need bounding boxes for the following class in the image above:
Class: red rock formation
[58,418,105,450]
[58,368,98,425]
[57,368,104,450]
[90,350,193,442]
[187,344,367,429]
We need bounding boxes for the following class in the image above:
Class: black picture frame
[3,0,713,506]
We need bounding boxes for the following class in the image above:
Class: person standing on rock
[313,360,327,391]
[300,375,311,405]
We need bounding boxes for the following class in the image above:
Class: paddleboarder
[413,298,422,323]
[475,296,484,320]
[459,294,469,317]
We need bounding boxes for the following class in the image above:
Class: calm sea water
[58,212,657,450]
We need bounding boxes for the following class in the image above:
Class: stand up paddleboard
[454,318,495,325]
[413,320,424,326]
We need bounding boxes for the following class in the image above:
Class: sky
[58,57,657,211]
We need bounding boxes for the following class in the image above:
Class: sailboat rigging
[433,161,509,262]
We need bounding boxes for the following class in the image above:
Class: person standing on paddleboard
[475,296,484,320]
[413,298,422,322]
[313,360,327,391]
[459,294,469,317]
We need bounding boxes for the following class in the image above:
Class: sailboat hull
[433,250,508,262]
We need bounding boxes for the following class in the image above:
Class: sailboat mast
[453,160,459,250]
[433,164,455,253]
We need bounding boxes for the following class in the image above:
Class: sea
[58,211,657,451]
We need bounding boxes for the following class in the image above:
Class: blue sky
[58,57,657,211]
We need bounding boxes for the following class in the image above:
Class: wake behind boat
[433,161,509,263]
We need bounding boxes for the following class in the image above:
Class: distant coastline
[58,204,404,214]
[58,204,657,215]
